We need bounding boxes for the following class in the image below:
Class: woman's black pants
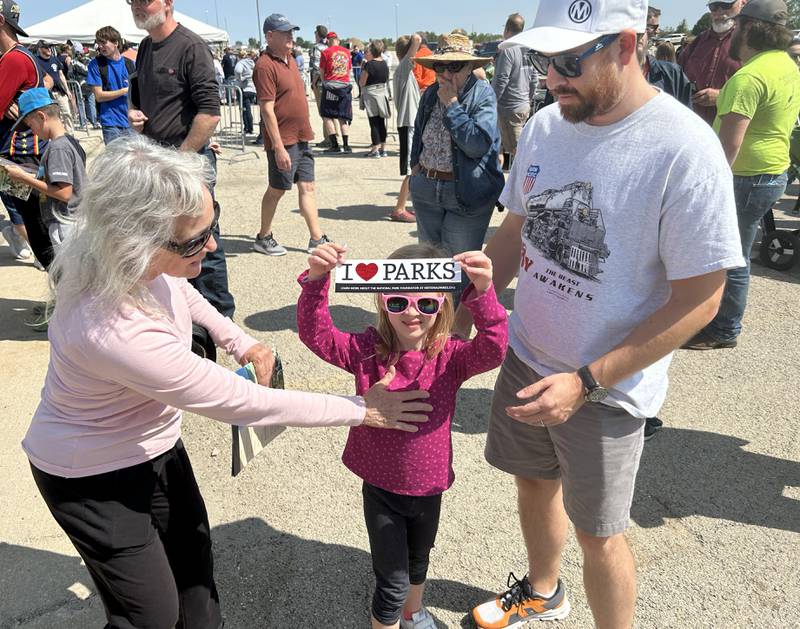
[30,440,222,629]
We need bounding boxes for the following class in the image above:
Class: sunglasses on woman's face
[530,33,619,79]
[432,61,467,74]
[164,202,220,258]
[381,294,445,317]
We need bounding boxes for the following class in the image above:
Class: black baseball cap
[738,0,789,25]
[1,0,28,37]
[262,13,300,34]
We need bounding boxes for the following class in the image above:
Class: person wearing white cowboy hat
[463,1,745,628]
[409,30,504,304]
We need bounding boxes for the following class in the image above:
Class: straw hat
[415,31,492,68]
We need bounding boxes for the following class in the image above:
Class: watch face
[586,388,609,403]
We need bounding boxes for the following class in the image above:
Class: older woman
[410,32,504,297]
[360,40,392,158]
[23,136,431,629]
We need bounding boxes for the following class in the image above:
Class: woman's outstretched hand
[362,366,432,432]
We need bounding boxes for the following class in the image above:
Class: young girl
[297,242,508,629]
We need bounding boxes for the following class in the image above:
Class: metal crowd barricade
[67,80,91,136]
[214,84,259,162]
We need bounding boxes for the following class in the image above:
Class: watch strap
[577,365,599,393]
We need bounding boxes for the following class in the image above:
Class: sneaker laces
[499,572,534,612]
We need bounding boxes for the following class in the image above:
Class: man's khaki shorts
[485,348,645,537]
[498,109,529,156]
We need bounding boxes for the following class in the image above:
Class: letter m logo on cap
[568,0,593,24]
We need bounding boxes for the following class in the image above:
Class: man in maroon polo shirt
[678,0,743,125]
[252,13,329,256]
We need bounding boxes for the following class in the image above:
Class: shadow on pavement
[294,205,395,222]
[212,518,495,628]
[0,520,494,628]
[244,303,374,334]
[0,541,95,626]
[633,428,800,534]
[0,297,47,341]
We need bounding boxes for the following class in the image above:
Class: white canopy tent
[21,0,228,45]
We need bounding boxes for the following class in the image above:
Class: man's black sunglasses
[164,202,220,258]
[530,34,619,78]
[432,61,467,74]
[708,2,735,11]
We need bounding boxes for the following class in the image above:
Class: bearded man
[127,0,235,325]
[679,0,744,125]
[456,1,745,627]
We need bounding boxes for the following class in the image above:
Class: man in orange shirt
[412,38,437,92]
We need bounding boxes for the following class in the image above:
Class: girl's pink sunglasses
[380,294,445,316]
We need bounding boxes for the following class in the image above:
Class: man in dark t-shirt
[128,0,234,320]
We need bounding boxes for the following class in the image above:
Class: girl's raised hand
[307,242,347,281]
[453,251,493,294]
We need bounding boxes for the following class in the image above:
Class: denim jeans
[705,171,788,342]
[101,125,135,145]
[189,147,235,318]
[242,91,257,134]
[80,92,97,127]
[410,173,494,300]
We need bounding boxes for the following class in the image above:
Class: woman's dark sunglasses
[164,202,220,258]
[530,33,619,78]
[432,61,467,74]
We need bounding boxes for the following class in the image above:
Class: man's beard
[134,4,167,30]
[711,16,736,33]
[552,63,624,124]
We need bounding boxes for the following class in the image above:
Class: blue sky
[22,1,713,45]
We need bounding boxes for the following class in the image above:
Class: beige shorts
[498,109,529,156]
[484,348,645,537]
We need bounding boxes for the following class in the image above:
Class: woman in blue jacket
[410,31,505,296]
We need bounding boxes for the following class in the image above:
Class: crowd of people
[1,0,799,628]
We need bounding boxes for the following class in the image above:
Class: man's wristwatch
[577,366,609,403]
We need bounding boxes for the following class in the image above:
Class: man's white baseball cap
[500,0,648,55]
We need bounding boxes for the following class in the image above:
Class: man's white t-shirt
[501,92,745,418]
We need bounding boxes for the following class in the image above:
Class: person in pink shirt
[22,135,432,629]
[297,242,508,629]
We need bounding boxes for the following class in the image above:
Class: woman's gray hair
[50,135,214,312]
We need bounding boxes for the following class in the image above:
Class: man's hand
[5,103,19,120]
[209,142,222,156]
[274,145,292,172]
[506,372,585,427]
[692,88,719,107]
[128,109,148,133]
[437,76,459,106]
[242,343,276,386]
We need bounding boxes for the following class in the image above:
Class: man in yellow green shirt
[685,0,800,350]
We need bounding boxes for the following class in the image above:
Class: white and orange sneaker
[472,573,570,628]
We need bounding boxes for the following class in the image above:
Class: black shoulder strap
[64,135,87,165]
[96,55,110,91]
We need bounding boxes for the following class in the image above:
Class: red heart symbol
[356,263,379,282]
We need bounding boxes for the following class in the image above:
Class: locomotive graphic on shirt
[523,181,611,281]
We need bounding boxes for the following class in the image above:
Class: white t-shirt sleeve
[658,151,746,281]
